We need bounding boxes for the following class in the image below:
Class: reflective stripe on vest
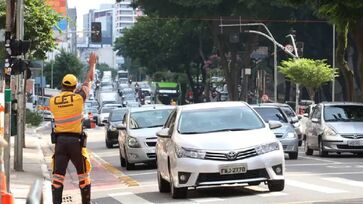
[54,114,82,126]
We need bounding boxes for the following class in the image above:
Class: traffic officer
[49,52,97,204]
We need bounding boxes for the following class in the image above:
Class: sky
[68,0,115,31]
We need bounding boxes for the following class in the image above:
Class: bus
[151,82,181,105]
[117,70,129,84]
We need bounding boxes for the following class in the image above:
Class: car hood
[100,113,109,118]
[271,123,295,134]
[129,127,162,138]
[110,121,122,126]
[174,127,278,151]
[327,122,363,134]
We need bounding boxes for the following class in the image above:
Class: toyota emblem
[226,151,237,160]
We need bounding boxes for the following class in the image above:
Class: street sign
[285,44,294,53]
[261,94,269,102]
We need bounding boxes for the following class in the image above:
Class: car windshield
[324,105,363,122]
[101,108,114,113]
[281,106,296,118]
[254,107,288,123]
[85,108,98,114]
[129,109,173,129]
[110,109,127,122]
[178,107,265,134]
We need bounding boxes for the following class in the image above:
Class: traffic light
[91,22,102,43]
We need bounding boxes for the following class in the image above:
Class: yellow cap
[62,74,78,87]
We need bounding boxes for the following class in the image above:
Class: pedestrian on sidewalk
[49,52,97,204]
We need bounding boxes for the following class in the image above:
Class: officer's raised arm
[77,52,97,100]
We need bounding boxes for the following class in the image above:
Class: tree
[279,58,338,101]
[96,63,117,79]
[24,0,62,59]
[43,50,84,89]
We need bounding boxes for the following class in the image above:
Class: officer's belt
[55,132,81,138]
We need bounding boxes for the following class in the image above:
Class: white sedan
[156,102,285,199]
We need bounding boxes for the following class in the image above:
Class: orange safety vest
[49,91,84,133]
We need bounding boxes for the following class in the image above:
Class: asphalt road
[68,127,363,204]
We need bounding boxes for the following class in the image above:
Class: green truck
[151,82,181,105]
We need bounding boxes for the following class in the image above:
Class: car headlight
[175,146,205,159]
[286,132,297,138]
[110,125,116,131]
[324,127,337,137]
[255,142,280,155]
[127,136,141,148]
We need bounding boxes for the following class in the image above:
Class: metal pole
[14,0,24,171]
[332,24,336,102]
[51,52,54,89]
[274,44,277,102]
[287,34,300,113]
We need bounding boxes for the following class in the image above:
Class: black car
[105,108,128,148]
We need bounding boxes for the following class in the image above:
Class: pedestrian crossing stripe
[286,179,348,194]
[322,177,363,187]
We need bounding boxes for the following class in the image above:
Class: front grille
[146,142,157,147]
[147,153,156,158]
[204,148,258,161]
[197,169,269,184]
[275,133,284,138]
[146,137,157,140]
[337,145,363,149]
[341,135,363,139]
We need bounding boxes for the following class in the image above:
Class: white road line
[258,192,288,197]
[286,179,348,194]
[298,156,342,164]
[127,172,157,176]
[110,191,154,204]
[323,177,363,187]
[190,198,224,203]
[288,171,363,177]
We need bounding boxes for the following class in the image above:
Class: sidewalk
[9,122,51,204]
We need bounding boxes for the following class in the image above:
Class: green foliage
[279,58,338,99]
[24,0,63,59]
[26,109,43,127]
[0,0,5,28]
[96,63,117,79]
[43,50,84,89]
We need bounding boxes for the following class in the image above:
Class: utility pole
[14,0,25,171]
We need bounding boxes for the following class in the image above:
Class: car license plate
[347,140,363,146]
[220,164,247,175]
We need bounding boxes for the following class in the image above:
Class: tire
[268,180,285,192]
[170,176,188,199]
[105,136,113,148]
[289,152,298,160]
[304,139,313,156]
[298,140,302,146]
[119,148,126,167]
[157,170,170,193]
[125,149,135,170]
[318,139,328,157]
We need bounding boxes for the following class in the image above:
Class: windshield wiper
[145,125,163,128]
[204,128,251,133]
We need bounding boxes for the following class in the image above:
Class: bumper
[278,138,299,153]
[170,150,285,188]
[323,136,363,153]
[126,146,156,163]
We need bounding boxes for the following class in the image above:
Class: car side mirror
[290,117,299,124]
[297,115,302,120]
[311,118,320,123]
[102,120,108,124]
[269,121,282,130]
[157,128,170,138]
[116,124,126,130]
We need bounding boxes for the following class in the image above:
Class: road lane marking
[127,172,157,176]
[190,198,224,203]
[286,162,363,167]
[298,156,342,164]
[90,150,140,187]
[287,171,363,177]
[323,177,363,187]
[258,192,288,197]
[286,179,348,194]
[110,191,154,204]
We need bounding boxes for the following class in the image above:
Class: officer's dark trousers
[52,135,91,204]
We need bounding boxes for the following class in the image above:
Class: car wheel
[105,137,113,148]
[356,153,363,158]
[304,139,313,156]
[157,170,170,193]
[289,152,298,160]
[119,147,126,167]
[170,174,187,199]
[267,180,285,192]
[124,148,135,170]
[298,140,302,146]
[318,139,328,157]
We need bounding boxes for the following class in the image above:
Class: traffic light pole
[14,0,25,171]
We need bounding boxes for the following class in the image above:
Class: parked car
[259,103,302,146]
[105,108,128,148]
[156,102,285,199]
[304,102,363,157]
[252,105,299,159]
[118,105,175,170]
[83,107,99,128]
[39,110,53,121]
